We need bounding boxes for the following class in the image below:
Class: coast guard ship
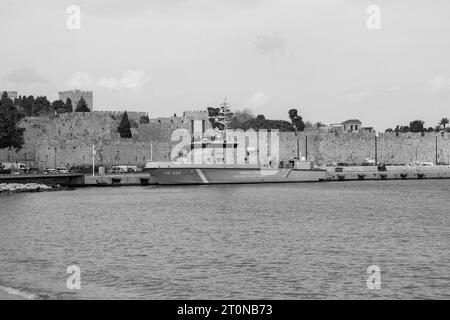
[145,100,326,185]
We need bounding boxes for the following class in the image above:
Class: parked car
[420,162,434,166]
[69,165,100,174]
[57,167,69,174]
[25,167,41,174]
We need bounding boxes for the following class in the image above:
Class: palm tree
[439,118,449,131]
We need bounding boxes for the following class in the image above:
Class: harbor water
[0,180,449,299]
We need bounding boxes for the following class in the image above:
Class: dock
[325,165,450,181]
[2,166,450,189]
[84,173,156,186]
[0,173,84,186]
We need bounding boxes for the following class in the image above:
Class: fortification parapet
[182,110,209,119]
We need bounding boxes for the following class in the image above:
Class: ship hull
[146,167,326,185]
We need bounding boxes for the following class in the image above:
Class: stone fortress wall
[58,90,94,111]
[1,110,450,168]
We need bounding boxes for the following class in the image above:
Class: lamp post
[374,131,379,165]
[92,145,96,177]
[305,135,308,160]
[436,130,445,165]
[435,135,438,165]
[54,147,57,170]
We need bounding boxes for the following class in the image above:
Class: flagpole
[92,145,95,177]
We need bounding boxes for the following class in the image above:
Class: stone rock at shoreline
[0,183,52,193]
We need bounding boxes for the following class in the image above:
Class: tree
[256,114,266,122]
[0,92,25,151]
[439,118,449,130]
[288,108,305,132]
[118,111,132,138]
[51,99,66,114]
[315,122,326,128]
[400,126,410,133]
[139,114,150,124]
[65,98,73,113]
[75,96,90,112]
[288,109,298,121]
[304,121,314,129]
[32,96,52,116]
[409,120,425,133]
[228,108,254,130]
[22,95,35,116]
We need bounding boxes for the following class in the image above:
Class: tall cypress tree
[65,98,73,113]
[118,111,132,138]
[75,96,90,112]
[0,92,25,151]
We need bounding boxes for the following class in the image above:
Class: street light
[374,131,379,165]
[436,130,445,165]
[305,135,308,161]
[92,145,96,177]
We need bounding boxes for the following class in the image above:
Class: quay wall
[1,112,450,167]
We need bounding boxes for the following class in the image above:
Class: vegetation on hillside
[74,96,90,112]
[118,111,132,138]
[0,92,25,151]
[11,95,74,116]
[386,119,450,133]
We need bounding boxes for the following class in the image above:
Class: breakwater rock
[0,183,60,194]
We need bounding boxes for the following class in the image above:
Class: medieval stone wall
[2,111,450,167]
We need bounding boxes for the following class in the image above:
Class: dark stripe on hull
[147,167,326,185]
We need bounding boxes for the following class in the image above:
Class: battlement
[182,110,209,119]
[1,91,18,99]
[59,89,93,111]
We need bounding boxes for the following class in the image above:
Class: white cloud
[429,75,450,90]
[67,70,150,90]
[346,90,369,102]
[4,67,50,84]
[97,77,119,90]
[67,72,93,88]
[255,34,286,54]
[247,91,269,110]
[119,70,149,90]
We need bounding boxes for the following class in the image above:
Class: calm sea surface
[0,180,449,299]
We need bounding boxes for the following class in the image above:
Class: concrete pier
[84,173,156,186]
[325,165,450,181]
[0,173,84,186]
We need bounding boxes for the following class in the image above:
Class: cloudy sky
[1,0,450,130]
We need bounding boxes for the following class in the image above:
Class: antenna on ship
[216,97,233,131]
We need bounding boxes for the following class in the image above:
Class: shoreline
[0,286,31,300]
[0,183,66,194]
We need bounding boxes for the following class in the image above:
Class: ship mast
[216,97,233,132]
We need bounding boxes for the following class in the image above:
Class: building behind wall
[58,90,93,111]
[1,91,18,99]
